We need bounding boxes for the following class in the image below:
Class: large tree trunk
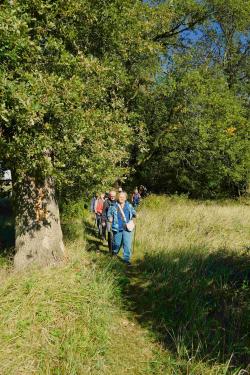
[14,177,65,270]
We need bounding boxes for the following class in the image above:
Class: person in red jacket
[95,193,105,239]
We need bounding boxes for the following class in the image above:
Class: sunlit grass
[0,238,164,375]
[129,195,250,371]
[135,195,250,256]
[0,195,249,374]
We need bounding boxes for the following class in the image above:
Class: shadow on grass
[0,196,15,261]
[62,214,110,255]
[82,217,250,369]
[61,215,89,243]
[119,248,250,369]
[84,220,110,255]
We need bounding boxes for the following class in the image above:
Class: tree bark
[14,177,65,270]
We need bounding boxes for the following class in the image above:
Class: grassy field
[0,216,165,375]
[0,195,249,374]
[129,196,250,371]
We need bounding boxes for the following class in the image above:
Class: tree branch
[154,14,207,43]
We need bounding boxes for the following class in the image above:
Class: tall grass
[0,200,170,375]
[0,241,166,374]
[127,195,250,371]
[135,195,250,255]
[0,195,249,374]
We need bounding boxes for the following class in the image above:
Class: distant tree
[135,0,250,197]
[138,66,249,197]
[204,0,250,89]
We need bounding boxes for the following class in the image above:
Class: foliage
[134,0,250,197]
[1,0,249,200]
[138,67,250,197]
[0,0,164,197]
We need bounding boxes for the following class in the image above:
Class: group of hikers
[90,186,147,265]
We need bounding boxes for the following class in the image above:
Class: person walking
[108,191,136,265]
[131,188,141,210]
[139,185,148,198]
[90,192,98,225]
[94,193,105,239]
[102,190,117,252]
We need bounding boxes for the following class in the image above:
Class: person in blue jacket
[131,188,141,210]
[108,191,136,265]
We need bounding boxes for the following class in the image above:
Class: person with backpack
[131,188,141,210]
[94,193,105,239]
[108,191,136,265]
[102,190,117,252]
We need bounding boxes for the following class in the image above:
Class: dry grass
[135,195,250,256]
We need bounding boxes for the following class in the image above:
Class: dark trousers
[96,214,106,239]
[108,231,113,253]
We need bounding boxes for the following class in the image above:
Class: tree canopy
[0,0,158,196]
[1,0,249,199]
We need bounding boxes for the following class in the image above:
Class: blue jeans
[112,229,133,262]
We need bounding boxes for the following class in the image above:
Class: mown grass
[0,195,249,374]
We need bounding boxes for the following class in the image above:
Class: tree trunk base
[14,222,65,270]
[14,178,65,270]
